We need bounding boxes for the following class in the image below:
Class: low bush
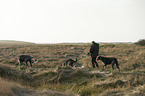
[134,39,145,46]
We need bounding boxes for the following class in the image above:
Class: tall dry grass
[0,43,145,95]
[0,77,15,96]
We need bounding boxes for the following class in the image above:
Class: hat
[92,41,95,44]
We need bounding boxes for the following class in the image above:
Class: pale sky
[0,0,145,43]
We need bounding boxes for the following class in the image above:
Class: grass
[0,42,145,95]
[0,77,32,96]
[0,77,15,96]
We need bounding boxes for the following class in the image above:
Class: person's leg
[94,56,99,67]
[95,61,99,67]
[91,57,96,68]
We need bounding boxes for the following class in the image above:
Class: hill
[0,40,35,44]
[0,43,144,96]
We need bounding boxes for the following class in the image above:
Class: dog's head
[97,56,102,61]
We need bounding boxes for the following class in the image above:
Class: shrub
[134,39,145,46]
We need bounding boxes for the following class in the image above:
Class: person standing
[87,41,99,68]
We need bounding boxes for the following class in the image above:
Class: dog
[97,56,120,72]
[61,58,77,67]
[18,55,37,68]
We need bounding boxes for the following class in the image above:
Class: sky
[0,0,145,43]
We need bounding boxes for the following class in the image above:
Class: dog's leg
[61,63,64,67]
[19,61,21,70]
[111,61,115,75]
[63,63,65,67]
[103,65,106,73]
[66,62,68,67]
[30,61,32,67]
[111,60,115,70]
[69,62,73,67]
[63,63,65,66]
[25,61,28,67]
[104,66,106,73]
[116,61,120,72]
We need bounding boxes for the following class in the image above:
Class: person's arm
[87,45,93,55]
[89,45,94,53]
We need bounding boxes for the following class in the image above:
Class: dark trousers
[91,56,99,68]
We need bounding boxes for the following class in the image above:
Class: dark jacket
[90,43,99,57]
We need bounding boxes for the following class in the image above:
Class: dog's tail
[115,59,120,72]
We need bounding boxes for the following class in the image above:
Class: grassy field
[0,42,145,96]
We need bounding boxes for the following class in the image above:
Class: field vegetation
[0,41,145,96]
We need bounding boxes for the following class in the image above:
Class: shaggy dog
[18,55,35,67]
[61,58,77,67]
[97,56,120,72]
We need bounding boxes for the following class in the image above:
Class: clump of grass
[0,77,31,96]
[133,84,145,95]
[100,88,125,96]
[79,86,105,96]
[0,77,15,96]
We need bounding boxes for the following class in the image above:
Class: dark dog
[61,58,77,67]
[18,55,36,68]
[97,56,120,72]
